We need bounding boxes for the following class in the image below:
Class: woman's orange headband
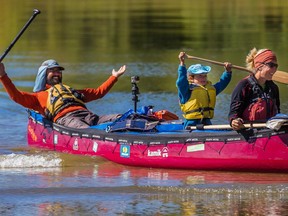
[254,49,277,70]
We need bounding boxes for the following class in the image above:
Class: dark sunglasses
[47,68,63,73]
[261,62,278,68]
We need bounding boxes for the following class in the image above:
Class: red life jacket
[242,77,277,121]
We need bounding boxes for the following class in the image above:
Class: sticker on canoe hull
[28,125,37,142]
[73,138,79,150]
[120,145,130,158]
[93,141,98,153]
[147,147,169,157]
[187,144,205,152]
[53,134,58,145]
[147,149,161,157]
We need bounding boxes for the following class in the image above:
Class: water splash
[0,153,62,168]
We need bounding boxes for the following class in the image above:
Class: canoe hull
[27,113,288,172]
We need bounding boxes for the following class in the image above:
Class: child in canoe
[176,52,232,128]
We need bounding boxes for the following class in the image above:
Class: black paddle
[0,9,41,62]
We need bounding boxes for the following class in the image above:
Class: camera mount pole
[131,77,140,112]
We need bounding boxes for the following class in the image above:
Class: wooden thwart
[186,55,288,85]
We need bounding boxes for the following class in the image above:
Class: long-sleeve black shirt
[228,75,280,123]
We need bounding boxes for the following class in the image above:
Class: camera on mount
[131,76,140,112]
[131,76,140,84]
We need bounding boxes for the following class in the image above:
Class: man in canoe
[229,48,280,130]
[177,52,232,128]
[0,60,126,128]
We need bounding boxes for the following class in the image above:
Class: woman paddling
[229,48,280,130]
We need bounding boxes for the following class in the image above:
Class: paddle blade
[272,70,288,84]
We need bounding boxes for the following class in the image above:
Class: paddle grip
[0,9,41,62]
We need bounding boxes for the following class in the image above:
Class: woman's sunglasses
[261,62,278,68]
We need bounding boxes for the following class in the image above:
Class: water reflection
[1,157,288,215]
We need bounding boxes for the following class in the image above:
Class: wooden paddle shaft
[186,123,267,130]
[186,54,288,85]
[186,55,252,72]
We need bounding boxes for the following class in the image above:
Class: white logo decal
[53,134,58,145]
[73,138,79,150]
[93,141,98,152]
[147,147,169,157]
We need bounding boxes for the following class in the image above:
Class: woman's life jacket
[45,84,86,120]
[180,82,216,120]
[242,76,277,121]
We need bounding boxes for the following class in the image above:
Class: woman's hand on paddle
[231,118,244,130]
[224,62,232,73]
[112,65,126,78]
[179,52,186,66]
[0,63,7,78]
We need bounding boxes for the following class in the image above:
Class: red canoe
[27,110,288,172]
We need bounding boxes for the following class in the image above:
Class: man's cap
[187,64,211,75]
[41,59,65,70]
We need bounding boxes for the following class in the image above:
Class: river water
[1,0,288,215]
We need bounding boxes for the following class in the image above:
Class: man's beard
[47,76,62,86]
